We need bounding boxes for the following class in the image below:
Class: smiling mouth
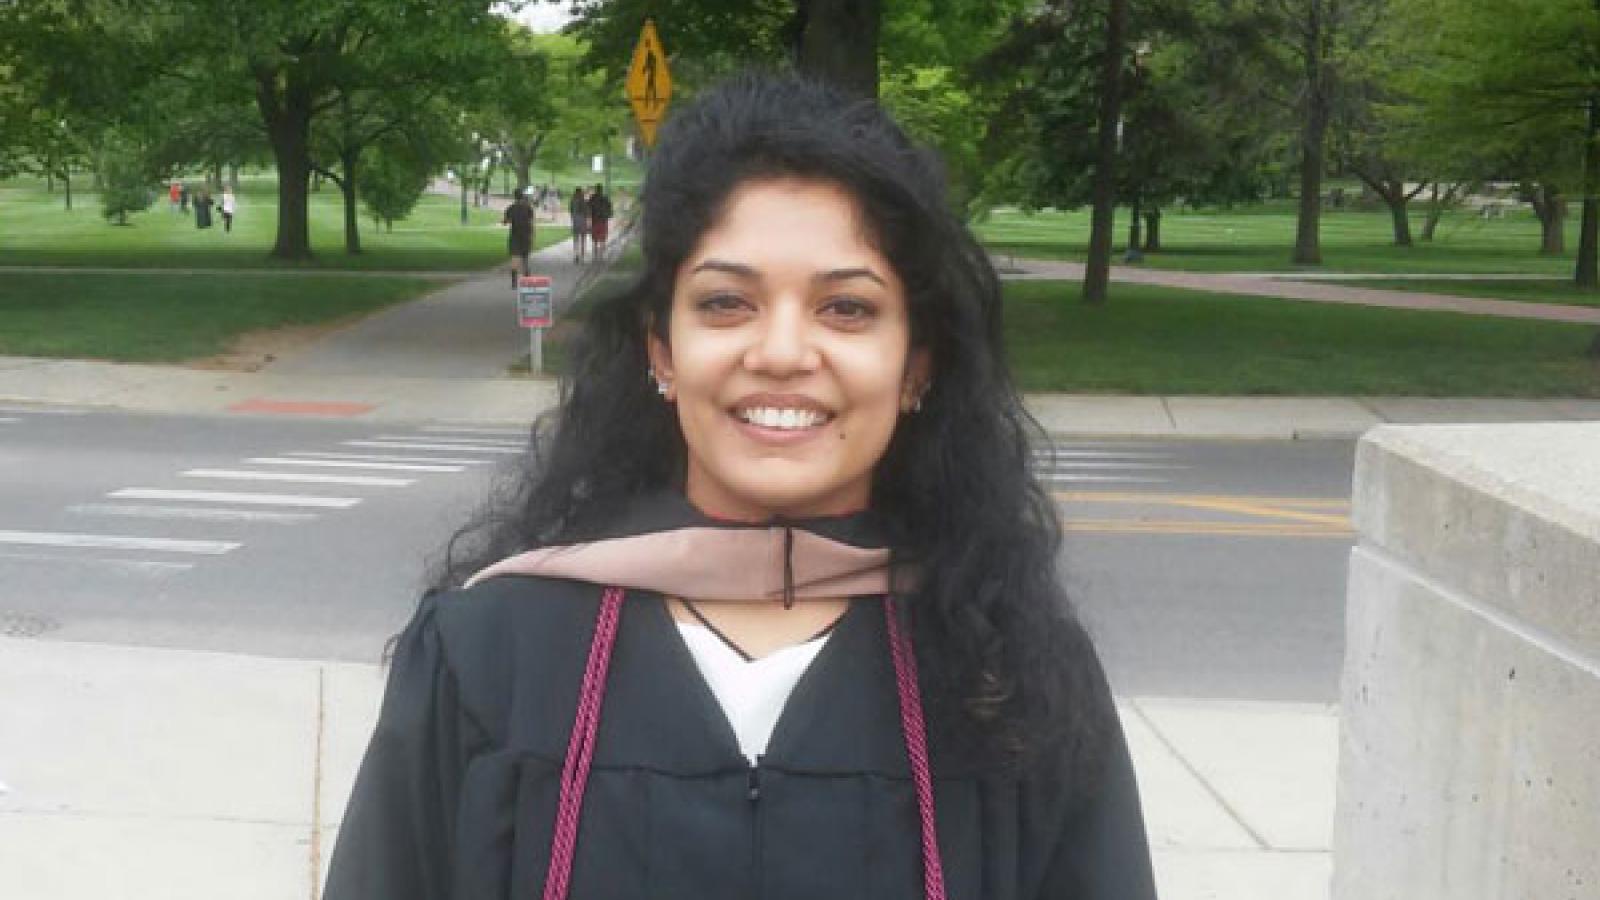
[733,406,835,430]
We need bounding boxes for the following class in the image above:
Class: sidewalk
[1004,257,1600,325]
[0,634,1337,900]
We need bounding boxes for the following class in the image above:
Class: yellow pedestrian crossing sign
[626,19,671,147]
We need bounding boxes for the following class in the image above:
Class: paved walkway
[1005,258,1600,325]
[262,240,589,379]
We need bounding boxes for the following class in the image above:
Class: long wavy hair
[433,72,1114,775]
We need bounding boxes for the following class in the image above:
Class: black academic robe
[324,576,1157,900]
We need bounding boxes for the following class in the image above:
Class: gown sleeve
[323,595,490,900]
[1034,715,1160,899]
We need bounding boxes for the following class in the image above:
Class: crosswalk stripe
[0,405,87,415]
[68,503,319,524]
[0,417,19,423]
[284,451,494,465]
[245,457,464,473]
[182,468,413,487]
[109,489,360,508]
[371,434,525,447]
[343,440,520,454]
[1040,473,1168,483]
[1033,450,1172,460]
[420,425,526,437]
[0,550,194,575]
[1035,462,1185,471]
[0,530,239,554]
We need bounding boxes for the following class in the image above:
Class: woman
[326,73,1155,900]
[569,186,590,264]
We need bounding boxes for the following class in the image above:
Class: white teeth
[738,407,829,429]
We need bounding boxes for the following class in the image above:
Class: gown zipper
[749,755,765,899]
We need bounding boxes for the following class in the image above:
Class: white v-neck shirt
[675,623,831,764]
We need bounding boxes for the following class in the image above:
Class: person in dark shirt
[587,183,612,262]
[501,188,536,288]
[568,186,589,264]
[326,73,1156,900]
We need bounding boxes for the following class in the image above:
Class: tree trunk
[1532,186,1567,255]
[1142,207,1161,252]
[228,164,240,190]
[1292,0,1327,266]
[460,177,469,225]
[63,172,72,211]
[1421,182,1456,242]
[1083,0,1128,305]
[256,69,315,261]
[793,0,881,99]
[341,154,362,255]
[1386,190,1413,247]
[1578,97,1599,289]
[1125,192,1144,262]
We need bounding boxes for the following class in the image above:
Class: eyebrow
[689,259,887,287]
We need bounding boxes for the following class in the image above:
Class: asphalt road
[0,405,1355,702]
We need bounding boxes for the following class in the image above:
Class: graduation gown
[325,504,1157,900]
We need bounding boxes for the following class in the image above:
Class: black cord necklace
[678,599,844,663]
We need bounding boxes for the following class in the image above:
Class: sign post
[625,19,672,148]
[516,275,554,374]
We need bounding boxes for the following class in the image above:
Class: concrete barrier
[1335,423,1600,899]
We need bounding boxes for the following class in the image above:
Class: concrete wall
[1335,423,1600,899]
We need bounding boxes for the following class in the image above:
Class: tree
[0,1,141,209]
[359,142,431,232]
[1398,0,1600,289]
[1225,0,1387,266]
[562,0,1023,101]
[974,1,1274,296]
[97,130,154,225]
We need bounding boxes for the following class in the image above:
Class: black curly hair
[432,71,1115,774]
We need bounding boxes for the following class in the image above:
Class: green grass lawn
[0,174,568,271]
[1002,280,1600,397]
[976,203,1582,276]
[0,271,438,362]
[1322,277,1600,308]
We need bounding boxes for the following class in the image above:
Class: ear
[646,325,676,400]
[901,347,933,412]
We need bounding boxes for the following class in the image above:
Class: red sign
[517,275,554,328]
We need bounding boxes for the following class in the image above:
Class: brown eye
[822,296,877,322]
[694,293,751,316]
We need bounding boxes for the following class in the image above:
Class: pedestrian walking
[168,180,181,213]
[324,72,1156,900]
[588,183,612,262]
[193,189,214,229]
[178,183,190,214]
[219,187,236,233]
[502,187,536,288]
[569,186,589,264]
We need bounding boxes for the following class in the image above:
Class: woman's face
[648,177,930,522]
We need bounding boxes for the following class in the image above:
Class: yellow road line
[1052,491,1351,509]
[1163,496,1351,528]
[1062,518,1353,537]
[1051,490,1355,533]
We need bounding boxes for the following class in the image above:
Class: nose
[743,298,820,376]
